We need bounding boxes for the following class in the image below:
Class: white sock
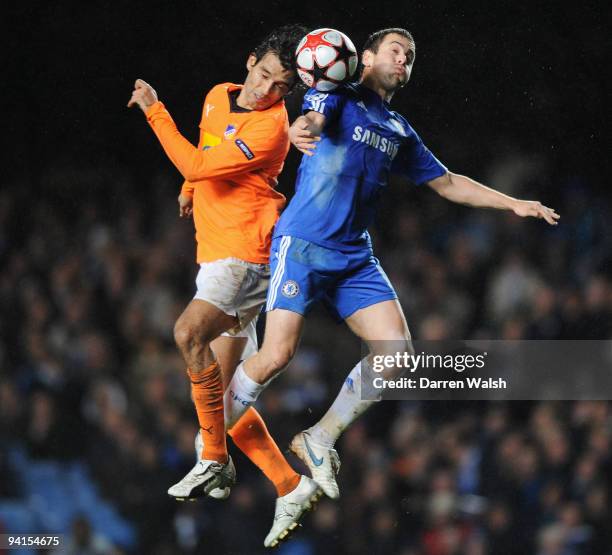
[307,359,377,449]
[224,362,266,430]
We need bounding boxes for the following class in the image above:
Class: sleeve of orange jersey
[180,99,209,199]
[145,101,286,183]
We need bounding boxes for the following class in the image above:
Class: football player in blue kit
[222,27,560,520]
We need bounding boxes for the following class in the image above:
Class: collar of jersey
[355,82,391,109]
[228,88,251,114]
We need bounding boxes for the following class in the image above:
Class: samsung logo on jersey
[352,127,399,159]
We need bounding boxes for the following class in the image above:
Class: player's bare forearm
[427,172,560,225]
[302,111,326,136]
[289,112,325,156]
[428,172,516,209]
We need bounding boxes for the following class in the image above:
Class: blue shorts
[265,236,397,320]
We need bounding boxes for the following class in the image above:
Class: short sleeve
[391,129,447,186]
[302,88,346,122]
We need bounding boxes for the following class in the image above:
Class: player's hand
[178,193,193,218]
[512,200,560,225]
[127,79,159,113]
[289,118,320,156]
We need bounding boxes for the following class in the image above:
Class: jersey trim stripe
[266,236,291,311]
[375,261,394,292]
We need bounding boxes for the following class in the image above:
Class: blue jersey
[274,83,447,251]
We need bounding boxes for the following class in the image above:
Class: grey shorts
[194,257,269,348]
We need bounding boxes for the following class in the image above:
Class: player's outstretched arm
[128,79,284,182]
[427,172,560,225]
[289,112,324,156]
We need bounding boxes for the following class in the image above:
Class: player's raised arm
[289,112,325,156]
[128,79,196,206]
[427,172,560,225]
[290,85,347,156]
[129,90,286,182]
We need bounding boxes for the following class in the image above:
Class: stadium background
[1,1,610,554]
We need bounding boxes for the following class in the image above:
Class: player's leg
[189,333,248,500]
[224,236,332,547]
[328,300,411,425]
[210,330,301,499]
[291,257,410,498]
[340,298,412,429]
[168,298,238,500]
[182,252,321,546]
[224,236,325,429]
[231,234,346,395]
[220,316,322,548]
[174,298,237,464]
[169,260,253,500]
[224,307,305,428]
[212,334,250,390]
[214,310,321,547]
[236,309,325,548]
[183,252,308,503]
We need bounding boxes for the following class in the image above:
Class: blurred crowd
[0,154,610,554]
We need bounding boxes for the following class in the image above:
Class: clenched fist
[127,79,158,113]
[178,193,193,218]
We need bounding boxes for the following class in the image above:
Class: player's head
[242,24,308,110]
[361,28,416,95]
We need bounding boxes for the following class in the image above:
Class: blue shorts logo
[281,280,299,298]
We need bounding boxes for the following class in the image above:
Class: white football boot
[194,429,231,500]
[264,475,322,548]
[289,431,341,499]
[168,441,235,501]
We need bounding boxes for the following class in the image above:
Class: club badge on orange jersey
[224,124,237,139]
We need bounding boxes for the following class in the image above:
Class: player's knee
[261,343,296,374]
[270,349,295,372]
[174,320,209,352]
[371,336,414,380]
[173,320,192,350]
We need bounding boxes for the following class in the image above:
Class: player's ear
[361,49,373,68]
[246,53,258,71]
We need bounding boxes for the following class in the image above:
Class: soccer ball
[295,28,358,92]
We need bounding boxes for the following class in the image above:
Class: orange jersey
[145,83,289,263]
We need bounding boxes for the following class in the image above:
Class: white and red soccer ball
[295,28,358,91]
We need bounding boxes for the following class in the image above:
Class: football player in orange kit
[128,25,322,546]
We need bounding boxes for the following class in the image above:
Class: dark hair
[252,24,308,73]
[363,27,415,54]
